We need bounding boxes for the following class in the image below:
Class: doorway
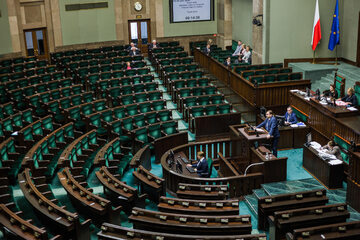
[24,28,49,60]
[128,19,151,54]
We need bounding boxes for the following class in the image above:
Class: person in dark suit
[129,47,139,56]
[284,106,298,125]
[257,110,280,157]
[127,42,138,51]
[338,88,358,106]
[187,151,209,177]
[149,40,159,49]
[203,44,211,55]
[322,84,338,99]
[223,57,231,67]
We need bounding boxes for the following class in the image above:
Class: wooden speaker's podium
[229,124,270,163]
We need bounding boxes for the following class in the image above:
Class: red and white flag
[311,0,322,51]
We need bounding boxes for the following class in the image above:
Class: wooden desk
[303,145,344,189]
[170,152,200,178]
[256,114,310,149]
[194,48,311,110]
[347,150,360,212]
[230,124,269,164]
[290,92,360,144]
[310,97,359,118]
[250,147,287,183]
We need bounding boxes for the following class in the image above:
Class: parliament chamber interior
[1,0,360,239]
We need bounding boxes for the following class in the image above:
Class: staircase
[244,178,360,222]
[311,62,360,93]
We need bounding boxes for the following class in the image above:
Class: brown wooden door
[24,28,49,60]
[128,19,151,54]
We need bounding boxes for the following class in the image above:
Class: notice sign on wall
[170,0,214,23]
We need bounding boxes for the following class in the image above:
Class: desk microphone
[255,129,259,137]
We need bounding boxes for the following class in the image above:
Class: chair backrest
[207,158,213,178]
[334,72,345,98]
[355,82,360,106]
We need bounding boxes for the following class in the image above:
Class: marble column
[216,0,232,49]
[252,0,263,64]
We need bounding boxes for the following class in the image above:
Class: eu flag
[328,0,340,51]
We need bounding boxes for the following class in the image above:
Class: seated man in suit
[129,47,139,56]
[187,151,209,177]
[203,44,211,55]
[127,42,138,51]
[284,106,298,125]
[321,141,343,161]
[232,40,243,56]
[257,110,280,157]
[223,57,231,67]
[149,39,159,49]
[338,87,358,106]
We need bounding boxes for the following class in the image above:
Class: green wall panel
[60,0,116,46]
[0,0,13,55]
[232,0,252,46]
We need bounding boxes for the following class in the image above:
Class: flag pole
[334,45,339,65]
[312,50,316,64]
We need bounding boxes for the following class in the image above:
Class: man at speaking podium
[256,110,280,157]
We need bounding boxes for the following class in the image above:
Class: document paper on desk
[329,159,343,165]
[347,107,358,111]
[255,128,266,133]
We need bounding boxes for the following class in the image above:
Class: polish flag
[311,0,322,51]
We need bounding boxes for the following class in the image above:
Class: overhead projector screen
[170,0,214,23]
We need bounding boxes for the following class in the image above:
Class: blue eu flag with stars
[328,0,340,51]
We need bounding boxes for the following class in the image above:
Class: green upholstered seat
[264,75,276,83]
[277,74,289,81]
[205,105,217,115]
[135,128,149,144]
[134,115,146,127]
[198,79,209,86]
[175,81,185,89]
[198,96,210,106]
[191,107,204,117]
[139,102,151,113]
[120,95,133,105]
[292,107,307,122]
[123,118,134,131]
[186,79,197,88]
[146,112,157,124]
[149,92,161,101]
[162,121,177,135]
[211,95,223,104]
[179,72,190,80]
[149,124,162,139]
[114,108,126,119]
[192,87,203,96]
[290,73,302,80]
[126,105,138,116]
[158,111,171,122]
[133,85,145,93]
[179,89,191,98]
[334,135,351,164]
[219,104,231,114]
[152,101,165,111]
[205,86,216,95]
[135,93,147,103]
[184,98,197,107]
